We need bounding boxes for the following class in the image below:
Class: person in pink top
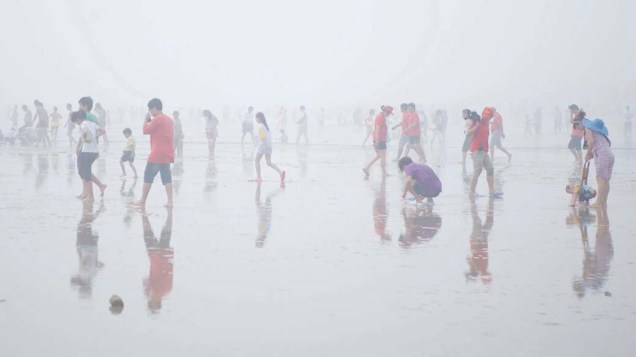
[363,105,393,178]
[134,98,175,208]
[489,108,512,162]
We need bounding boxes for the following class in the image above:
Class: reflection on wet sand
[572,207,613,298]
[66,152,76,185]
[255,183,284,248]
[172,160,184,195]
[35,154,49,188]
[204,160,217,192]
[70,200,105,299]
[398,205,442,248]
[120,179,138,226]
[142,209,174,313]
[466,198,493,284]
[296,145,309,178]
[372,179,390,241]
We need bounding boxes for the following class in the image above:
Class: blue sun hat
[582,118,609,137]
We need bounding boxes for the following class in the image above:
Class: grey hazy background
[1,0,635,110]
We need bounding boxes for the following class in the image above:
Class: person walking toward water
[461,109,475,171]
[363,105,393,178]
[120,128,138,178]
[568,104,584,164]
[583,118,614,208]
[296,105,309,144]
[401,103,427,162]
[254,112,285,185]
[203,110,219,158]
[72,111,106,201]
[489,108,512,162]
[49,106,63,145]
[241,106,255,145]
[133,98,175,208]
[172,111,184,158]
[468,107,500,198]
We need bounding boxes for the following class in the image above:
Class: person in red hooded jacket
[467,107,501,198]
[363,105,393,178]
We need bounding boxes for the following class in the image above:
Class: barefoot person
[468,107,500,198]
[398,156,441,205]
[461,109,475,171]
[254,112,285,185]
[363,105,393,178]
[120,128,138,178]
[583,118,614,207]
[134,98,175,207]
[489,108,512,162]
[402,103,427,162]
[203,110,219,158]
[72,111,106,201]
[568,104,584,164]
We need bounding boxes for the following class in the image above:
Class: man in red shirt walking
[134,98,175,207]
[489,108,512,162]
[363,105,393,178]
[467,107,501,198]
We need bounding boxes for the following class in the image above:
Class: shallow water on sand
[1,138,635,356]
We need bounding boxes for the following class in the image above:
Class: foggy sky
[1,0,635,109]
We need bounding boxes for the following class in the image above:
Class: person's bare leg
[83,181,94,202]
[130,163,138,178]
[255,154,263,181]
[133,183,152,206]
[380,150,387,176]
[470,175,479,196]
[265,156,282,175]
[590,177,609,208]
[120,161,126,177]
[462,152,467,169]
[164,183,173,207]
[92,174,107,197]
[364,153,380,176]
[499,145,512,162]
[487,175,495,195]
[413,144,427,162]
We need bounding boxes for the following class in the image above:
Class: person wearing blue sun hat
[583,117,614,207]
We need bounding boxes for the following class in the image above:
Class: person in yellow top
[120,128,138,178]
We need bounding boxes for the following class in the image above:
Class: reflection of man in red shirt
[134,98,174,207]
[466,199,493,284]
[142,208,174,312]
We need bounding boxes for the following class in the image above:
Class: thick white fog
[1,0,635,110]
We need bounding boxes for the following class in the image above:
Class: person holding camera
[133,98,175,208]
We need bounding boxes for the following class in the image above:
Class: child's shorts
[78,152,98,181]
[121,150,135,163]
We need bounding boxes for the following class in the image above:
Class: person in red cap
[467,107,501,198]
[363,105,393,178]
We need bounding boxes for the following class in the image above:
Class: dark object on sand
[109,295,124,314]
[604,291,612,297]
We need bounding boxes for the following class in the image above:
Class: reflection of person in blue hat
[583,118,614,208]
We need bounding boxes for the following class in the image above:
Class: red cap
[482,107,494,119]
[382,105,394,114]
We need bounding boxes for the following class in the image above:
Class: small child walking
[120,128,138,178]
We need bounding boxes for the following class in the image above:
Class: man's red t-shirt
[407,112,421,136]
[373,113,388,142]
[143,113,175,164]
[470,117,491,153]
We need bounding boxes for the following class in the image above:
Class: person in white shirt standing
[71,111,106,202]
[254,112,285,186]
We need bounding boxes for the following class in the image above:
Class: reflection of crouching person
[399,157,442,204]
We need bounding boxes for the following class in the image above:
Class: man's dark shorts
[144,163,172,185]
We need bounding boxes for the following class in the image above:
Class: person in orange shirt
[489,108,512,162]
